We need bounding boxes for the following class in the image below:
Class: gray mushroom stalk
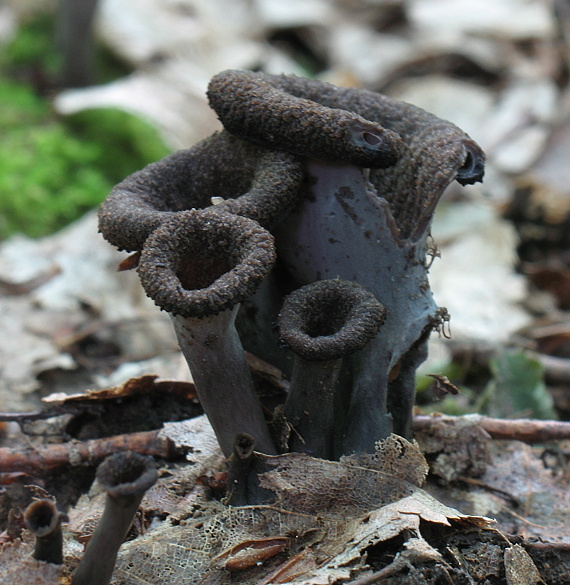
[279,279,386,458]
[136,208,278,458]
[71,451,157,585]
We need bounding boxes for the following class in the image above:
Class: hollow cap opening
[97,452,158,498]
[137,208,276,318]
[279,279,386,361]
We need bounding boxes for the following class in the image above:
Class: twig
[456,476,520,507]
[0,408,75,423]
[345,557,409,585]
[524,541,570,551]
[413,414,570,442]
[0,430,180,474]
[535,353,570,385]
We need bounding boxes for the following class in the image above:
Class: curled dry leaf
[42,373,196,405]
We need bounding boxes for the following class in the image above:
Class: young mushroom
[136,208,278,458]
[23,499,64,565]
[279,280,385,459]
[71,451,157,585]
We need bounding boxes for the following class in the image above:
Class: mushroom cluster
[99,69,484,467]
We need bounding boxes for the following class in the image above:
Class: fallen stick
[413,414,570,443]
[0,430,179,474]
[1,414,568,475]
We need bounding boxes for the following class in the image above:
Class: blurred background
[1,0,570,422]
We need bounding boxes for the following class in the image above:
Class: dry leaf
[504,544,544,585]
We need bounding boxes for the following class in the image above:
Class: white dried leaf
[430,203,531,341]
[96,0,261,65]
[408,0,555,40]
[160,414,220,463]
[54,63,222,150]
[328,25,415,87]
[253,0,333,28]
[388,76,494,145]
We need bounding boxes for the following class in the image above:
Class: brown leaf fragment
[260,435,430,517]
[42,373,196,404]
[344,434,429,487]
[504,544,544,585]
[256,548,319,585]
[117,251,141,271]
[213,537,290,571]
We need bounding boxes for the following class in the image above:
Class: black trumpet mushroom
[279,279,386,459]
[207,69,485,453]
[71,452,157,585]
[23,499,64,565]
[136,208,278,458]
[98,68,485,464]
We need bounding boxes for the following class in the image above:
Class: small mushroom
[279,280,385,458]
[71,451,157,585]
[137,208,278,458]
[23,499,64,565]
[225,432,274,505]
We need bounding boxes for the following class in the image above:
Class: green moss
[0,10,170,239]
[66,108,171,183]
[1,10,130,85]
[0,13,60,76]
[0,79,171,239]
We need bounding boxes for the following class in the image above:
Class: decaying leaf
[428,203,531,342]
[105,435,493,584]
[42,373,195,405]
[0,537,65,585]
[414,413,490,482]
[504,544,544,585]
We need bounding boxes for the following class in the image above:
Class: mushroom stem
[172,306,277,457]
[23,499,63,564]
[137,208,278,458]
[71,452,157,585]
[279,280,385,458]
[285,358,342,458]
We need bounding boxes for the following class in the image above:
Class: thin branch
[345,556,410,585]
[413,414,570,442]
[0,430,180,474]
